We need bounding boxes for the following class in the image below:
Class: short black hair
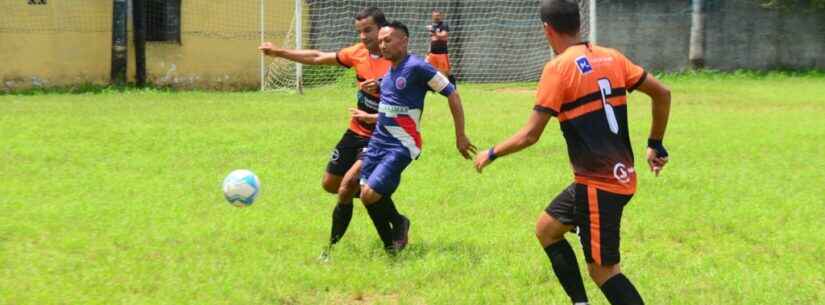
[355,6,387,27]
[385,21,409,37]
[540,0,580,35]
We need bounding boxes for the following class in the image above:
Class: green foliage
[2,75,824,304]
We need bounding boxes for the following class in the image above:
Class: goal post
[262,0,594,91]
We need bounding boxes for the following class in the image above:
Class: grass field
[1,72,824,305]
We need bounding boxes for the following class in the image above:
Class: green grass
[1,73,824,305]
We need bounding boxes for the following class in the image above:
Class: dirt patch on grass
[328,292,426,305]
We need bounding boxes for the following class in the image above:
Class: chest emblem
[395,76,407,90]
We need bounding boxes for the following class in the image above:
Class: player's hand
[258,42,280,57]
[646,147,669,176]
[474,150,491,173]
[349,108,376,124]
[361,79,380,95]
[456,134,477,160]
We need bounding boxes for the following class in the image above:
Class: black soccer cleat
[390,215,411,253]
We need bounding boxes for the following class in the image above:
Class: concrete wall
[2,0,824,91]
[597,0,825,71]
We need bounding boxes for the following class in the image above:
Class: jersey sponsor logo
[360,96,379,110]
[613,162,635,184]
[378,104,411,117]
[575,56,593,75]
[395,76,407,90]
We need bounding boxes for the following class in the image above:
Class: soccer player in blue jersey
[359,21,476,253]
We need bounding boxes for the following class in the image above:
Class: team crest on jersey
[395,76,407,90]
[330,149,340,162]
[613,162,634,184]
[575,56,592,75]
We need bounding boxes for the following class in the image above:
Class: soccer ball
[222,169,260,207]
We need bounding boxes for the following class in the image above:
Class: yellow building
[0,0,300,91]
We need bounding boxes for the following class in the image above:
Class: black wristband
[488,147,498,161]
[647,139,669,158]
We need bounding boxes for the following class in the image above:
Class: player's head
[539,0,580,50]
[432,9,444,23]
[355,6,388,50]
[378,21,409,62]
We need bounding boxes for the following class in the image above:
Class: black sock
[544,240,588,304]
[364,200,394,248]
[599,273,644,305]
[329,202,353,245]
[382,197,404,229]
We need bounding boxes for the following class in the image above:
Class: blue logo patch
[575,56,592,75]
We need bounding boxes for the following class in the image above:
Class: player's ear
[542,22,553,38]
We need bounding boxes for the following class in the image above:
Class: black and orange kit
[535,42,647,265]
[325,43,391,176]
[426,21,451,75]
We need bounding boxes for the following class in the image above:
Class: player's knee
[337,179,358,199]
[535,213,567,246]
[588,263,621,286]
[360,186,381,205]
[322,178,340,194]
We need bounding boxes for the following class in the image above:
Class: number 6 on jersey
[598,78,619,134]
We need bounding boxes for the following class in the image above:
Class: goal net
[264,0,592,91]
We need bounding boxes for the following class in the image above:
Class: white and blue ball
[222,169,260,207]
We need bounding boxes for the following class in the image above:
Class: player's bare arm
[474,110,552,173]
[446,91,477,159]
[635,73,672,176]
[258,42,338,65]
[348,108,377,124]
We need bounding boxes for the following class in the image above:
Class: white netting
[264,0,591,90]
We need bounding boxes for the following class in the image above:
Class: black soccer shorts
[546,183,634,266]
[326,129,370,176]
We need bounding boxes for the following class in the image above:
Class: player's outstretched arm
[474,111,552,173]
[446,91,477,160]
[635,72,672,176]
[258,42,338,66]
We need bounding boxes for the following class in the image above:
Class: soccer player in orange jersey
[259,7,393,259]
[425,9,456,86]
[474,1,671,304]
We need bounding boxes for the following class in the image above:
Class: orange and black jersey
[428,21,449,54]
[336,43,392,137]
[534,42,647,195]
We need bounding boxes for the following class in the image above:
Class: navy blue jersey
[369,54,455,159]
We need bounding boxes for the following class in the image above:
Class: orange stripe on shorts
[587,186,602,265]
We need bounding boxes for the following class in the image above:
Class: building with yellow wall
[1,0,301,91]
